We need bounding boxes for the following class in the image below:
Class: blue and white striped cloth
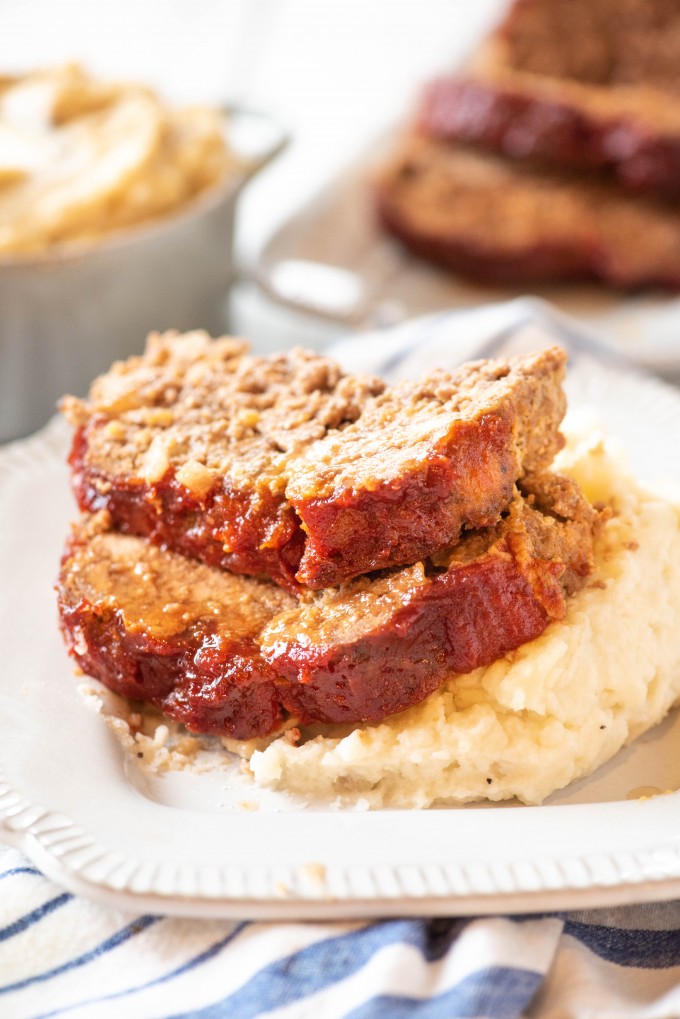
[2,845,680,1019]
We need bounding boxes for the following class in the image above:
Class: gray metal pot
[0,106,286,443]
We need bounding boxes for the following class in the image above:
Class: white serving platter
[2,309,680,920]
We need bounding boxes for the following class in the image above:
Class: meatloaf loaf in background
[376,0,680,286]
[63,332,567,592]
[374,135,680,289]
[416,0,680,198]
[58,467,598,740]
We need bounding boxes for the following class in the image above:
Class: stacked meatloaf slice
[58,331,600,741]
[376,138,680,289]
[376,0,680,288]
[63,329,566,591]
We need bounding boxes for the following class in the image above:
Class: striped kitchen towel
[1,845,680,1019]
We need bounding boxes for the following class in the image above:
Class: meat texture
[64,331,567,591]
[490,0,680,89]
[57,472,598,739]
[288,346,566,586]
[64,331,384,594]
[375,135,680,289]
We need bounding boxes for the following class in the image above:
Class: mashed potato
[248,430,680,807]
[0,64,236,254]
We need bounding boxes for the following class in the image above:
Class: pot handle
[223,104,289,181]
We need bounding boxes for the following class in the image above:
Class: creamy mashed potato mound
[248,431,680,807]
[0,64,236,253]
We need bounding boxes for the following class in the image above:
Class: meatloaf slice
[64,331,567,591]
[419,71,680,199]
[261,472,599,725]
[415,0,680,198]
[288,346,566,587]
[375,135,680,289]
[57,513,297,740]
[64,331,384,594]
[57,473,598,739]
[488,0,680,90]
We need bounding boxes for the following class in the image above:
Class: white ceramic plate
[2,315,680,920]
